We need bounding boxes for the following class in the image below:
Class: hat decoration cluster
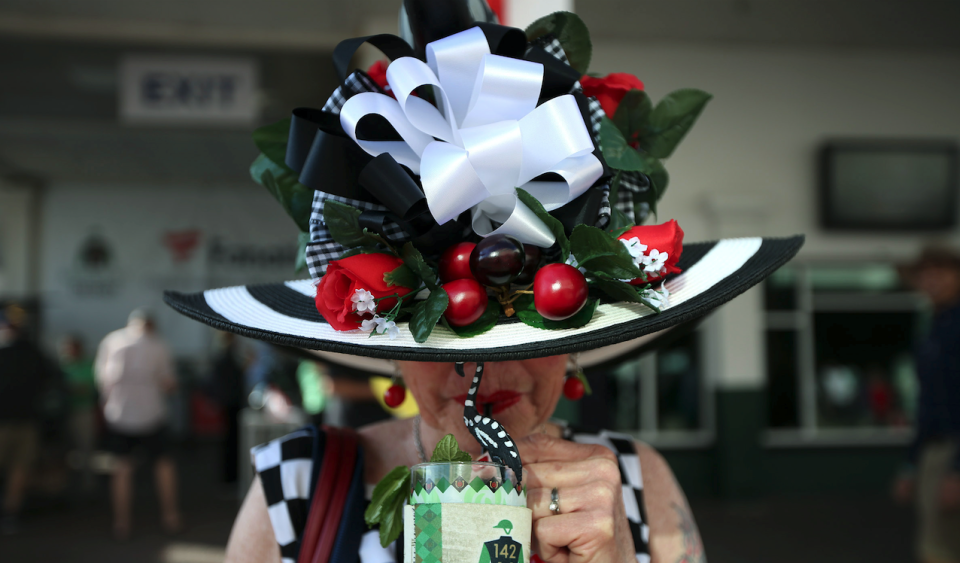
[250,11,711,343]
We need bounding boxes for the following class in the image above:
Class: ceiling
[0,0,958,50]
[0,0,957,185]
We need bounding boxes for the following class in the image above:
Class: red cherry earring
[384,363,406,408]
[563,354,591,401]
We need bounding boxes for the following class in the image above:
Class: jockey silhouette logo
[478,520,523,563]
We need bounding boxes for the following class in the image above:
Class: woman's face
[399,355,568,453]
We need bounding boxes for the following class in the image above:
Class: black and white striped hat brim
[164,236,803,362]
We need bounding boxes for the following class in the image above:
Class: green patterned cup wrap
[404,503,532,563]
[411,462,525,507]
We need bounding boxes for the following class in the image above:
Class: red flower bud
[580,73,645,119]
[617,220,684,285]
[314,253,412,330]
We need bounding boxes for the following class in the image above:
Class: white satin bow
[339,27,604,247]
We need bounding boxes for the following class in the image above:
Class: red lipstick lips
[453,390,521,414]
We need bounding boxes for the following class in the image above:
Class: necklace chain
[414,414,427,463]
[415,415,556,464]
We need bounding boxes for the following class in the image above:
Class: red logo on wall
[163,229,202,263]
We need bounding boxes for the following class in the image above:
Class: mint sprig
[365,434,472,547]
[430,434,473,463]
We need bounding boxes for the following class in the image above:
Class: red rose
[580,73,645,119]
[617,220,684,285]
[366,60,393,97]
[314,253,412,330]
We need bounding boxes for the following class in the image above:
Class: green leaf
[365,466,410,526]
[447,299,501,338]
[322,200,382,249]
[609,208,634,234]
[570,224,643,279]
[591,277,644,303]
[252,118,292,167]
[599,118,670,202]
[514,295,599,330]
[401,242,439,291]
[377,488,407,547]
[591,278,665,314]
[605,172,635,234]
[365,464,411,546]
[612,89,652,141]
[251,154,313,232]
[638,89,712,159]
[383,264,420,290]
[599,117,646,172]
[295,231,310,273]
[430,434,473,463]
[515,188,570,259]
[641,156,670,201]
[409,289,449,343]
[525,11,592,74]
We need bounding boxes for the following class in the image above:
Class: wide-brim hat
[165,236,802,362]
[164,3,804,363]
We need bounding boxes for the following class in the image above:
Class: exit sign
[119,56,259,126]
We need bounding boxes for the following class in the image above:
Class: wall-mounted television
[819,140,958,231]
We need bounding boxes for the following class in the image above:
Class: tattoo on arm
[672,502,706,563]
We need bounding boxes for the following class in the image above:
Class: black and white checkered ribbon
[322,70,384,115]
[251,428,315,563]
[305,190,409,279]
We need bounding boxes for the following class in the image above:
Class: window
[763,262,920,445]
[583,328,713,447]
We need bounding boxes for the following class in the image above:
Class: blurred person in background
[0,308,59,533]
[296,359,328,427]
[209,331,246,485]
[59,334,97,495]
[95,308,180,539]
[895,246,960,563]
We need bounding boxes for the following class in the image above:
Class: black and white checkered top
[251,426,652,563]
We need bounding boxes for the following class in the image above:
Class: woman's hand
[520,433,636,563]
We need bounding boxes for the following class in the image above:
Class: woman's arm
[636,443,706,563]
[225,476,282,563]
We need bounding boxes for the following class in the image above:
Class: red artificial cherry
[533,264,589,321]
[442,278,488,327]
[439,242,477,283]
[563,376,585,400]
[384,384,406,408]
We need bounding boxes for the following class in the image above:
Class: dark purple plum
[469,235,526,287]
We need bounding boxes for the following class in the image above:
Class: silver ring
[549,487,560,515]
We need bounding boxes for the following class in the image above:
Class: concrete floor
[0,442,916,563]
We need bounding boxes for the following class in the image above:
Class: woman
[163,1,802,560]
[226,357,701,563]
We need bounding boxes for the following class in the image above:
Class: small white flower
[620,237,648,259]
[383,320,400,340]
[360,316,380,332]
[642,286,670,309]
[351,288,377,313]
[642,249,668,274]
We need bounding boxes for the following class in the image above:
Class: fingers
[523,455,621,490]
[534,511,617,562]
[518,433,618,465]
[527,482,621,520]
